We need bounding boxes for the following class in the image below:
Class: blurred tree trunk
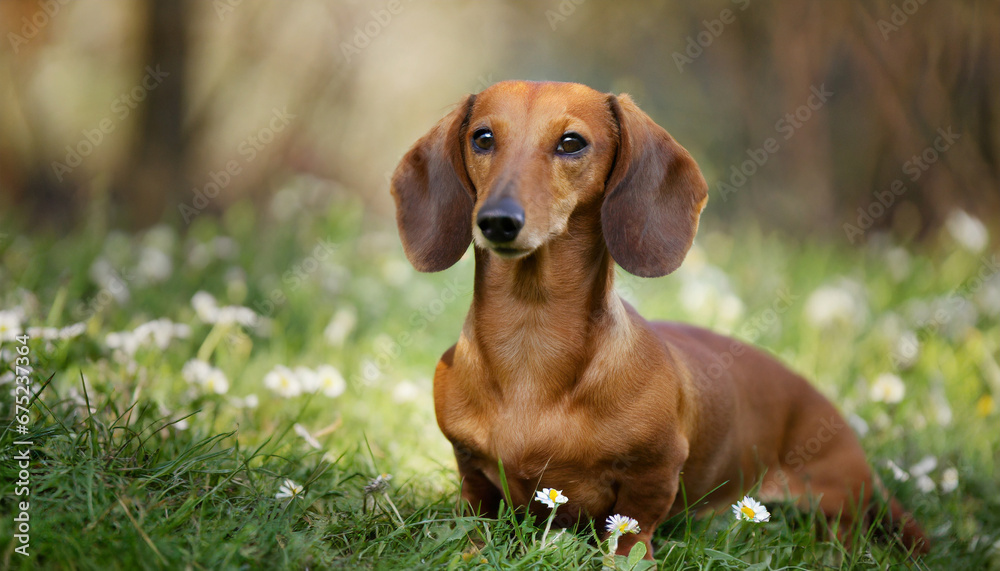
[110,0,190,229]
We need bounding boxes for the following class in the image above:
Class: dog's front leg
[606,463,683,560]
[454,447,504,518]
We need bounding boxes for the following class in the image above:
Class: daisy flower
[192,291,219,322]
[182,359,213,384]
[296,367,321,393]
[58,322,87,340]
[316,365,346,398]
[732,496,770,522]
[945,209,988,253]
[0,310,23,341]
[364,473,393,494]
[182,359,229,395]
[275,479,304,500]
[940,467,959,493]
[26,326,59,340]
[202,367,230,395]
[605,514,641,536]
[885,459,911,482]
[804,280,867,329]
[264,365,302,397]
[870,373,905,404]
[534,488,568,509]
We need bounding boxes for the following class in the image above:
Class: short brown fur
[390,80,929,559]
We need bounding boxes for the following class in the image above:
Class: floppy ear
[602,94,709,278]
[390,95,476,272]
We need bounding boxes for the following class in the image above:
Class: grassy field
[1,185,999,569]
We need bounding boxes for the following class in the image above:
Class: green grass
[1,187,999,569]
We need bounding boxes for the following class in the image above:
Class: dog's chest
[448,392,624,510]
[485,413,617,516]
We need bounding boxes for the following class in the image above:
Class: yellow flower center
[741,506,756,519]
[549,490,558,501]
[618,523,628,533]
[976,395,995,417]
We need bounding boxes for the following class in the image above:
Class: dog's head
[390,80,708,278]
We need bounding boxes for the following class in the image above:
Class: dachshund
[390,80,929,558]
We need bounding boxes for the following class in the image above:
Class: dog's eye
[556,132,588,155]
[471,128,494,152]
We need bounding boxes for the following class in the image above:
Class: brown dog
[390,80,929,558]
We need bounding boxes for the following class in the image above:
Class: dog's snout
[477,198,525,243]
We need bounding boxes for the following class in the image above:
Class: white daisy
[182,359,228,395]
[215,305,257,327]
[315,365,346,398]
[275,479,304,500]
[202,367,230,395]
[106,331,140,355]
[296,367,321,393]
[0,310,23,341]
[172,323,191,339]
[732,496,770,522]
[908,455,938,478]
[870,373,906,404]
[182,359,213,384]
[58,322,87,340]
[804,280,867,329]
[192,291,220,322]
[915,475,936,493]
[885,459,910,482]
[534,488,568,509]
[392,380,419,403]
[605,514,641,536]
[264,365,301,397]
[132,318,182,349]
[136,246,173,283]
[940,467,959,493]
[945,209,988,253]
[27,326,59,340]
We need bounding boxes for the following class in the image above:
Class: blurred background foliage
[1,3,1000,566]
[0,0,997,243]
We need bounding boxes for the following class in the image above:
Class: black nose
[477,198,525,243]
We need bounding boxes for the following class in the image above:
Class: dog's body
[391,80,928,557]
